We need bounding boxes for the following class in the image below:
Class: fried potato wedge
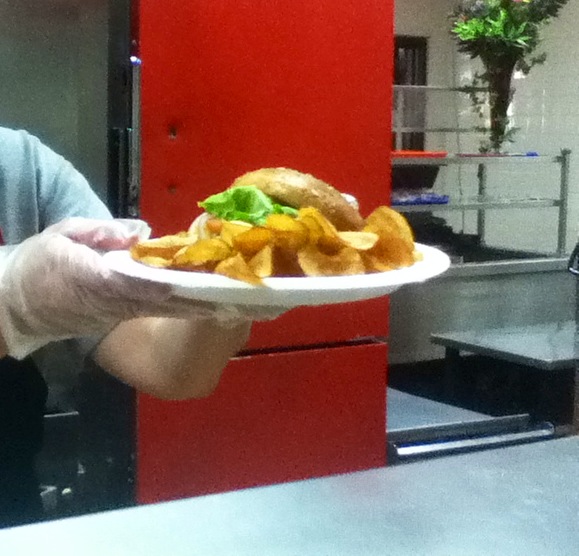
[298,244,365,277]
[133,255,174,269]
[130,201,419,285]
[233,227,273,258]
[272,246,304,277]
[365,206,414,247]
[265,214,309,251]
[365,235,415,270]
[172,238,232,269]
[362,206,416,270]
[215,252,264,285]
[299,207,345,254]
[361,252,396,273]
[337,231,379,251]
[130,235,197,261]
[219,220,253,246]
[248,245,274,278]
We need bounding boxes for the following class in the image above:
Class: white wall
[395,0,579,255]
[0,0,109,199]
[0,2,80,157]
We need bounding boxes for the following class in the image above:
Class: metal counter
[2,437,579,555]
[387,387,490,432]
[387,388,555,463]
[389,257,575,365]
[431,320,575,371]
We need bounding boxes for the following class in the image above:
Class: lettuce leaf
[198,185,298,225]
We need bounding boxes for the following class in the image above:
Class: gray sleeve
[0,128,112,244]
[25,134,115,361]
[32,135,115,358]
[31,134,113,226]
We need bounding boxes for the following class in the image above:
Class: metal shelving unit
[392,84,489,147]
[392,150,571,257]
[389,86,575,368]
[396,196,561,212]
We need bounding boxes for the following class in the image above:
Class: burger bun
[230,167,365,231]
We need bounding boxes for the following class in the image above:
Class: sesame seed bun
[230,167,365,231]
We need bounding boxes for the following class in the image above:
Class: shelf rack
[391,150,571,257]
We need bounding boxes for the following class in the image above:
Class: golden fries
[130,234,197,261]
[172,238,232,270]
[298,244,365,277]
[130,205,419,285]
[215,253,264,286]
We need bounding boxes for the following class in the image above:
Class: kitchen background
[391,0,577,364]
[0,0,577,516]
[396,0,579,254]
[0,1,108,199]
[2,0,577,254]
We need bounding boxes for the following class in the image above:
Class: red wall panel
[246,298,389,351]
[138,0,394,236]
[136,0,394,503]
[137,343,387,504]
[137,0,394,347]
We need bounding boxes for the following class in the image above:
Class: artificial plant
[450,0,568,152]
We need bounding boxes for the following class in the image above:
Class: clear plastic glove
[0,218,287,360]
[45,216,153,250]
[214,304,291,324]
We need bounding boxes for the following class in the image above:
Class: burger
[189,167,365,240]
[130,166,418,283]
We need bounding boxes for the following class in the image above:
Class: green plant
[450,0,568,152]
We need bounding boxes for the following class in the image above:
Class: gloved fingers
[46,235,246,322]
[7,232,171,311]
[218,304,292,322]
[44,217,151,251]
[113,218,153,241]
[0,228,258,361]
[5,234,220,321]
[0,231,247,358]
[57,242,240,321]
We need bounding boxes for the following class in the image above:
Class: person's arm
[0,131,267,397]
[0,219,256,361]
[93,316,252,400]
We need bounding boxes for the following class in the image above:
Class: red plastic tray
[392,150,448,158]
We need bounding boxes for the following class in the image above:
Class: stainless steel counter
[431,321,575,371]
[386,388,553,463]
[389,258,575,365]
[2,437,579,555]
[387,387,490,432]
[443,257,569,278]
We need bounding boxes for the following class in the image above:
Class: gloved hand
[0,218,288,360]
[214,304,291,324]
[45,216,153,249]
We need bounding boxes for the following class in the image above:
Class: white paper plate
[103,243,450,307]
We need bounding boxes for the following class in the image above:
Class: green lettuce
[198,185,298,226]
